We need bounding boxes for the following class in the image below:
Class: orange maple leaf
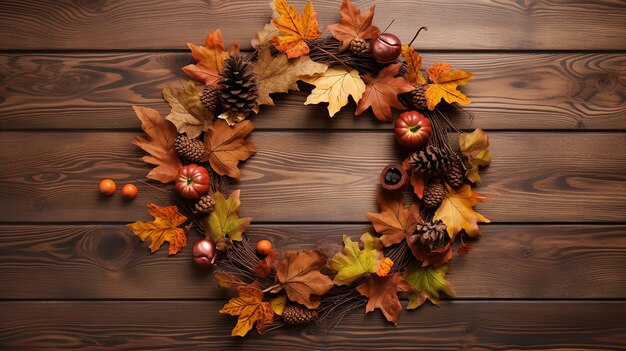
[200,119,256,179]
[328,0,380,52]
[355,63,414,122]
[127,204,187,255]
[367,190,421,247]
[356,273,413,325]
[132,106,182,184]
[271,0,321,59]
[182,29,231,87]
[401,45,426,85]
[434,184,490,239]
[219,283,274,337]
[425,62,473,110]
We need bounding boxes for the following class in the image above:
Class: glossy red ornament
[175,164,210,200]
[380,164,409,191]
[192,238,217,269]
[394,111,432,149]
[371,33,402,63]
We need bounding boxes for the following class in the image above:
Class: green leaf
[331,232,383,285]
[206,190,252,250]
[402,263,455,308]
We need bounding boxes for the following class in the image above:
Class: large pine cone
[282,305,318,325]
[174,135,205,162]
[414,220,448,250]
[200,85,221,114]
[423,183,445,209]
[410,84,428,110]
[194,194,215,215]
[408,145,450,177]
[446,157,466,188]
[219,55,258,117]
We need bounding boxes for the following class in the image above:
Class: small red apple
[394,111,432,149]
[175,164,210,200]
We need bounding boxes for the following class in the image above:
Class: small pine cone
[415,220,448,250]
[200,85,220,114]
[282,305,318,325]
[446,157,466,188]
[408,145,450,177]
[349,37,369,55]
[174,135,205,162]
[194,195,215,215]
[410,84,428,110]
[423,183,445,209]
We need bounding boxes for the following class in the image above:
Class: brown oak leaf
[127,204,187,255]
[132,106,182,183]
[271,250,333,309]
[219,283,274,337]
[200,119,256,179]
[367,190,420,247]
[356,273,413,324]
[355,63,414,122]
[328,0,380,52]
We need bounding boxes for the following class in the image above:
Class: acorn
[192,238,217,269]
[380,164,409,191]
[371,33,402,63]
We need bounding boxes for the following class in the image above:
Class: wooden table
[1,1,625,349]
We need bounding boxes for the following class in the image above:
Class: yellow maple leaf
[459,129,492,184]
[424,62,473,110]
[401,45,426,85]
[127,204,187,255]
[301,66,365,117]
[219,283,274,337]
[270,0,321,58]
[434,184,490,240]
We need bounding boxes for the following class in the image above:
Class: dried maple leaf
[127,204,187,255]
[219,283,274,337]
[183,29,230,87]
[255,248,278,277]
[401,45,426,85]
[206,191,252,250]
[367,190,420,247]
[459,129,492,184]
[301,66,366,117]
[328,0,380,52]
[215,271,246,289]
[271,250,333,309]
[132,106,182,183]
[402,263,455,308]
[252,22,280,49]
[331,232,383,285]
[355,63,414,122]
[254,45,327,106]
[434,184,490,240]
[200,119,256,179]
[356,273,413,325]
[270,0,321,59]
[425,62,473,110]
[163,81,212,139]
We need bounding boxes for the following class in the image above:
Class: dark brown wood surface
[0,0,625,350]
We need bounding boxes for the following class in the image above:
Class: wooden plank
[1,301,625,350]
[1,0,625,50]
[1,52,624,130]
[0,132,624,223]
[0,224,624,299]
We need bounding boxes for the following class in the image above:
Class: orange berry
[99,179,116,196]
[256,239,273,256]
[121,183,138,200]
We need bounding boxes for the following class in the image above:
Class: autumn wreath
[125,0,492,337]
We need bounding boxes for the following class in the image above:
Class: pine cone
[219,55,258,117]
[200,85,220,114]
[408,145,450,177]
[446,157,466,188]
[349,38,369,55]
[282,305,318,325]
[174,135,205,162]
[414,220,448,250]
[410,84,428,110]
[423,183,445,209]
[194,194,215,215]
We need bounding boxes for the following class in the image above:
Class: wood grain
[0,224,624,299]
[1,52,624,130]
[1,0,625,51]
[0,132,624,223]
[1,301,625,350]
